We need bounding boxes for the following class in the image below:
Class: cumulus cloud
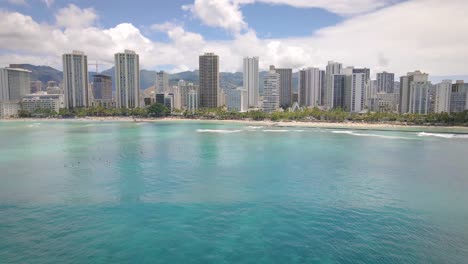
[183,0,247,34]
[55,4,98,28]
[0,0,467,80]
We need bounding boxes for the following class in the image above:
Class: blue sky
[2,0,343,40]
[0,0,467,79]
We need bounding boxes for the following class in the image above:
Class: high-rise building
[399,71,429,113]
[377,72,395,93]
[345,73,366,113]
[0,67,31,117]
[434,80,452,113]
[331,74,347,109]
[450,80,468,113]
[63,51,89,109]
[325,61,342,108]
[298,67,322,108]
[155,93,165,104]
[409,81,433,114]
[179,81,198,110]
[262,66,280,113]
[92,75,112,100]
[273,67,293,108]
[115,50,140,108]
[30,80,42,93]
[243,57,259,108]
[226,88,248,112]
[156,71,169,93]
[187,90,198,114]
[199,53,219,108]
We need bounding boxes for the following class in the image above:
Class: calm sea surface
[1,121,468,263]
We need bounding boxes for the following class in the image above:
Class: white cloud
[183,0,247,34]
[0,0,468,81]
[55,4,98,28]
[235,0,395,16]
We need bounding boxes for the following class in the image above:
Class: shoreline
[2,117,468,132]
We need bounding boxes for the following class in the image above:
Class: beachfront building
[409,81,433,115]
[325,61,343,108]
[377,71,395,93]
[156,71,169,94]
[243,57,259,108]
[21,92,65,113]
[298,67,323,108]
[434,80,452,113]
[450,81,468,113]
[199,53,219,108]
[226,88,248,112]
[373,92,399,112]
[262,66,280,113]
[187,90,198,114]
[63,51,89,109]
[399,71,429,114]
[0,67,31,117]
[273,67,293,108]
[345,73,366,113]
[115,50,140,108]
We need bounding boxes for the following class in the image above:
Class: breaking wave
[196,129,242,134]
[331,130,409,140]
[417,132,468,139]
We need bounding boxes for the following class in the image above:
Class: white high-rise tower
[115,50,140,108]
[243,57,259,108]
[63,51,89,109]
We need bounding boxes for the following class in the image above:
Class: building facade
[226,88,248,112]
[345,73,366,113]
[199,53,219,108]
[92,75,112,100]
[377,72,395,93]
[298,67,322,108]
[450,81,468,113]
[156,71,169,94]
[187,90,198,114]
[63,51,88,109]
[115,50,140,108]
[399,71,429,113]
[331,74,347,109]
[262,67,280,113]
[274,67,293,108]
[0,67,31,117]
[243,57,259,108]
[21,92,65,113]
[409,81,433,114]
[325,61,342,108]
[434,80,452,113]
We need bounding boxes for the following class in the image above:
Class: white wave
[196,129,242,134]
[331,130,409,139]
[418,132,468,139]
[246,126,263,129]
[293,130,305,132]
[262,129,290,132]
[27,123,41,128]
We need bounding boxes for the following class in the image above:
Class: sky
[0,0,468,80]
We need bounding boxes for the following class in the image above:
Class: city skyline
[0,0,468,81]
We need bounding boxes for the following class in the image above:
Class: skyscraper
[399,71,429,113]
[434,80,452,113]
[243,57,259,108]
[0,67,31,117]
[325,61,342,108]
[156,71,169,93]
[115,50,140,108]
[409,81,433,114]
[92,75,112,100]
[450,80,468,113]
[345,73,366,113]
[274,67,293,108]
[377,72,395,93]
[331,74,347,109]
[199,53,219,108]
[62,51,88,109]
[262,66,280,113]
[298,67,322,108]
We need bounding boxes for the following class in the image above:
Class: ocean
[1,121,467,263]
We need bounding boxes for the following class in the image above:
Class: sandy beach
[2,116,468,132]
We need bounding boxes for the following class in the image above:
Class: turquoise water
[1,121,468,263]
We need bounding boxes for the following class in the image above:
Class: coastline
[2,117,468,132]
